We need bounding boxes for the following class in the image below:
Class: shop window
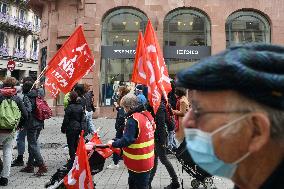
[226,11,270,47]
[164,8,211,77]
[101,8,147,106]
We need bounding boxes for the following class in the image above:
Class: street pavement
[6,117,234,189]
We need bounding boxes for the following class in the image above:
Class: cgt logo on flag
[64,132,94,189]
[44,25,95,97]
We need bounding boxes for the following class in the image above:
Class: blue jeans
[27,128,44,165]
[128,170,150,189]
[16,129,27,156]
[167,131,177,150]
[85,111,96,134]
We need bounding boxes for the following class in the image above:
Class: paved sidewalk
[5,117,234,189]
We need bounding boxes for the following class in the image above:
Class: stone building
[29,0,284,117]
[0,0,40,81]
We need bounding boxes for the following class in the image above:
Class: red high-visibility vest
[123,111,156,173]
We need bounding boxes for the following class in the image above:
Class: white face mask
[185,114,251,178]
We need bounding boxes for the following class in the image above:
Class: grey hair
[120,93,139,110]
[227,93,284,140]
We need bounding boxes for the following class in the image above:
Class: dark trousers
[128,170,150,189]
[149,142,178,185]
[27,128,44,166]
[66,130,81,162]
[112,130,123,165]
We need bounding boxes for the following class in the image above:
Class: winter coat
[61,99,86,134]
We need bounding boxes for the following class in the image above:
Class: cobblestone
[5,117,234,189]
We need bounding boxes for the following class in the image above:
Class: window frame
[164,9,211,47]
[226,11,271,47]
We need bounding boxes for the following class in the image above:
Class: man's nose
[182,110,196,129]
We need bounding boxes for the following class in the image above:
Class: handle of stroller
[93,144,110,149]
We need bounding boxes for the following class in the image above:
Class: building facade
[0,0,40,81]
[30,0,284,117]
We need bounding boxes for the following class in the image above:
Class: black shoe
[164,182,180,189]
[0,177,8,186]
[11,158,24,167]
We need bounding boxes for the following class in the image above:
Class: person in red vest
[108,93,156,189]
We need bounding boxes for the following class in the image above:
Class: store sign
[7,60,16,72]
[163,46,211,60]
[101,45,211,59]
[101,46,136,59]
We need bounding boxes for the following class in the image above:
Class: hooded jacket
[0,87,28,132]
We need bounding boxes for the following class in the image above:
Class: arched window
[226,11,270,47]
[163,8,211,78]
[101,8,147,106]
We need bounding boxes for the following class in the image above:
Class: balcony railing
[0,46,9,56]
[14,49,26,59]
[0,12,33,32]
[31,51,38,60]
[33,24,40,33]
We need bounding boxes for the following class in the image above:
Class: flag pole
[30,65,49,90]
[48,179,64,189]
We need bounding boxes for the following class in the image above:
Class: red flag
[89,133,113,159]
[144,20,172,100]
[64,131,94,189]
[44,26,95,97]
[131,32,147,85]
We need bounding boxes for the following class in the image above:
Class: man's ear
[248,113,270,153]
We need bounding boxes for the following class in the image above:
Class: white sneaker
[107,164,119,169]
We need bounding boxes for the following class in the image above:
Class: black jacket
[154,100,168,145]
[61,99,86,134]
[24,89,44,129]
[115,107,125,136]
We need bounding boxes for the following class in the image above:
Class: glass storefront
[100,8,211,106]
[226,11,270,47]
[163,8,211,78]
[100,8,148,106]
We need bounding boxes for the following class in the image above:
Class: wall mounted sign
[101,45,211,59]
[101,46,136,59]
[163,46,211,60]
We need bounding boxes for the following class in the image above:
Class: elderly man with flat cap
[176,44,284,189]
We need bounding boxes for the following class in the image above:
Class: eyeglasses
[190,108,251,122]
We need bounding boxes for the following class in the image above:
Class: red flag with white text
[44,26,95,97]
[64,131,94,189]
[131,31,161,113]
[131,32,147,85]
[144,20,172,100]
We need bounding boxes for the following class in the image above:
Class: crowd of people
[0,43,283,189]
[0,77,47,186]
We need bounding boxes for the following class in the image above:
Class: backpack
[34,96,52,121]
[0,98,21,129]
